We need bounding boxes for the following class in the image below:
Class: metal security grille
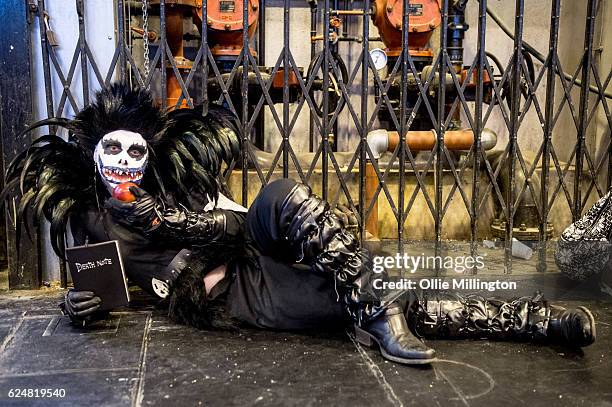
[0,0,610,288]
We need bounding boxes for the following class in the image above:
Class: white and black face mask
[93,130,149,193]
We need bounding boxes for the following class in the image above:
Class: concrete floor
[0,260,611,406]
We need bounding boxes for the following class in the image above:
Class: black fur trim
[166,236,252,329]
[167,256,214,330]
[167,234,259,330]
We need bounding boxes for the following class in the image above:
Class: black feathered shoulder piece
[2,83,240,257]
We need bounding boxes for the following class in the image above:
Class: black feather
[68,84,168,154]
[2,129,94,256]
[50,198,77,258]
[16,117,71,138]
[2,83,240,258]
[153,104,241,206]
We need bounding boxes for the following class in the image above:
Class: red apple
[113,182,139,202]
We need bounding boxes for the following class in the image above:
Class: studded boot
[405,292,596,348]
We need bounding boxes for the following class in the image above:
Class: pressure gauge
[369,48,388,71]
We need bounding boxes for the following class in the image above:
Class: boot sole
[577,305,597,345]
[354,325,437,365]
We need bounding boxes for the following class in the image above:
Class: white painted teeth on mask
[103,169,143,182]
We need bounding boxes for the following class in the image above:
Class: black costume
[3,84,596,366]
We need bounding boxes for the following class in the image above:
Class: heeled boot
[355,303,436,364]
[279,183,436,364]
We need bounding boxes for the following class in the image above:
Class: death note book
[66,240,130,311]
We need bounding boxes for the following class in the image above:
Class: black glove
[154,207,228,246]
[333,203,358,229]
[105,186,230,245]
[59,290,104,326]
[104,186,160,233]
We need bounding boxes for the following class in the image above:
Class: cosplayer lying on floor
[2,84,595,366]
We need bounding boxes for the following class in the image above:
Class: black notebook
[65,240,130,311]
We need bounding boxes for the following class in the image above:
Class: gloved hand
[333,203,358,229]
[104,186,160,233]
[105,186,229,245]
[59,289,104,326]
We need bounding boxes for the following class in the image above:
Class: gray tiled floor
[0,261,610,406]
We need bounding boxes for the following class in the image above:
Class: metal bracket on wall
[27,0,39,23]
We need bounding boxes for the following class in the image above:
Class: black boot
[355,303,436,364]
[547,305,596,347]
[406,292,596,348]
[280,183,436,364]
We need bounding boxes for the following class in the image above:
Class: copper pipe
[387,129,475,151]
[364,128,496,238]
[165,6,188,109]
[365,162,379,237]
[332,10,369,16]
[166,7,184,58]
[311,33,338,43]
[130,26,158,41]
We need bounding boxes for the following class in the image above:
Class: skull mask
[93,130,149,193]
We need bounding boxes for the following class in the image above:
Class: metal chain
[142,0,150,84]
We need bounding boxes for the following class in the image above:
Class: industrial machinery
[372,0,441,59]
[364,0,545,243]
[147,0,262,108]
[130,0,540,240]
[143,0,345,128]
[369,0,485,130]
[193,0,259,61]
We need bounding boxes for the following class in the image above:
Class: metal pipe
[392,129,472,152]
[471,0,487,274]
[447,0,468,71]
[332,9,369,16]
[505,0,525,273]
[539,0,561,272]
[435,0,449,271]
[366,128,498,159]
[367,129,389,160]
[574,0,597,219]
[480,0,612,99]
[363,127,498,240]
